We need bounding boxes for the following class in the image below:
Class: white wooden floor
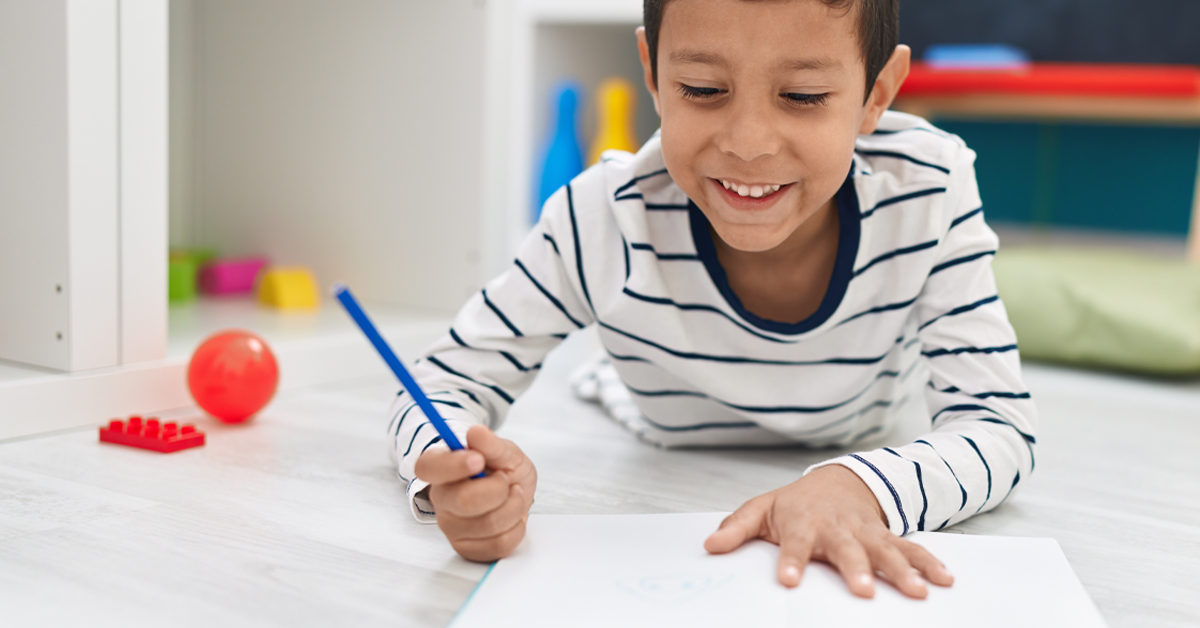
[1,328,1198,627]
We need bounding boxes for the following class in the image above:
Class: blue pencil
[333,284,483,477]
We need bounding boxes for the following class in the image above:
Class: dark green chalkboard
[901,0,1200,66]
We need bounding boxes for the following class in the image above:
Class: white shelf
[527,0,641,24]
[0,297,451,441]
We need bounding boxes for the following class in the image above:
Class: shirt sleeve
[808,144,1037,536]
[390,182,597,523]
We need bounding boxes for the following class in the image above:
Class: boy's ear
[859,44,911,135]
[636,27,663,118]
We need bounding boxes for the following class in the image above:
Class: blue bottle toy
[536,82,584,223]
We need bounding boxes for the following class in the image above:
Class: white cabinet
[0,0,168,372]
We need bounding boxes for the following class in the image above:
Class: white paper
[449,513,1107,628]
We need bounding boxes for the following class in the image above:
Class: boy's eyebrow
[667,50,843,73]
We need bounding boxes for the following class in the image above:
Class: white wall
[183,0,489,312]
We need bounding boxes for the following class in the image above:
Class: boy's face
[638,0,908,253]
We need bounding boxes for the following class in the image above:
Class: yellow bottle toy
[588,78,638,165]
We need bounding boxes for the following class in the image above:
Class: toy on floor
[99,416,206,453]
[257,267,319,309]
[588,77,638,165]
[168,249,217,303]
[199,257,268,295]
[187,329,279,423]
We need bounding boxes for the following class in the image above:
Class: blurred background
[4,0,1200,435]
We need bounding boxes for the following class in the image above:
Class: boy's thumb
[465,424,521,470]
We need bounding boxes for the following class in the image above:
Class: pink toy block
[198,257,267,295]
[99,416,206,453]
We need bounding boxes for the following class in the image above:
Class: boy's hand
[704,464,953,598]
[414,425,537,562]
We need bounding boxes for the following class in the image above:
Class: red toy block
[99,416,206,453]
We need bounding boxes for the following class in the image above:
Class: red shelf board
[900,62,1200,98]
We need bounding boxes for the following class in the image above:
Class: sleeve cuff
[401,420,473,524]
[806,455,910,537]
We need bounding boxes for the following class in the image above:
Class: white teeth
[719,179,784,198]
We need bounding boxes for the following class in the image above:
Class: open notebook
[450,513,1106,628]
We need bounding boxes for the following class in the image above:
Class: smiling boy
[395,0,1036,600]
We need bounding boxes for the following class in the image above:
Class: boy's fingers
[453,515,528,563]
[776,532,815,588]
[704,498,770,554]
[895,537,954,587]
[428,471,511,518]
[466,425,527,471]
[452,484,529,541]
[824,533,875,598]
[864,535,927,599]
[414,447,486,485]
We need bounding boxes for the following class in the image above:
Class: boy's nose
[718,97,783,162]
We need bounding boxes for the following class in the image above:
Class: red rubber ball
[187,330,279,423]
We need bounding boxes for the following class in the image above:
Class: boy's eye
[677,84,724,100]
[783,92,830,107]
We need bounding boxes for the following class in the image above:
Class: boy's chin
[709,222,794,253]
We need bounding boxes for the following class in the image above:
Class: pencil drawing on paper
[615,573,735,606]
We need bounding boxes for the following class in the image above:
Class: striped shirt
[389,110,1037,535]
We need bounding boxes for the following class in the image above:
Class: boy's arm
[391,184,597,522]
[810,144,1037,536]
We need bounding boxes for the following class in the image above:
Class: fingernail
[467,454,485,473]
[784,565,800,583]
[858,573,873,588]
[909,574,927,590]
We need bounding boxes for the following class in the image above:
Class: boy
[396,0,1035,600]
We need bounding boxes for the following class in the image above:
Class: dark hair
[643,0,899,102]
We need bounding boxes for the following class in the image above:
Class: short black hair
[643,0,899,102]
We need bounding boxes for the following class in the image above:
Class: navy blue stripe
[621,235,631,281]
[419,436,444,455]
[566,184,595,316]
[482,289,523,337]
[542,232,560,255]
[598,320,891,366]
[425,355,515,405]
[850,454,909,535]
[613,168,669,198]
[977,417,1036,445]
[871,126,954,139]
[645,203,690,211]
[918,295,1000,331]
[861,187,947,219]
[615,193,643,202]
[393,402,420,438]
[448,327,540,373]
[885,447,928,531]
[605,349,653,363]
[621,288,793,344]
[625,366,904,414]
[636,413,759,432]
[923,344,1018,359]
[962,435,992,514]
[628,242,700,261]
[402,422,427,457]
[949,207,983,229]
[930,404,1005,426]
[916,439,968,513]
[856,149,951,174]
[429,387,485,409]
[973,391,1032,400]
[837,295,919,327]
[513,259,586,329]
[929,250,995,276]
[853,239,939,278]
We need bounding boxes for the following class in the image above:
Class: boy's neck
[711,197,841,325]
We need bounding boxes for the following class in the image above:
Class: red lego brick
[99,416,206,453]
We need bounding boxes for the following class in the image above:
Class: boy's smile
[638,0,908,255]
